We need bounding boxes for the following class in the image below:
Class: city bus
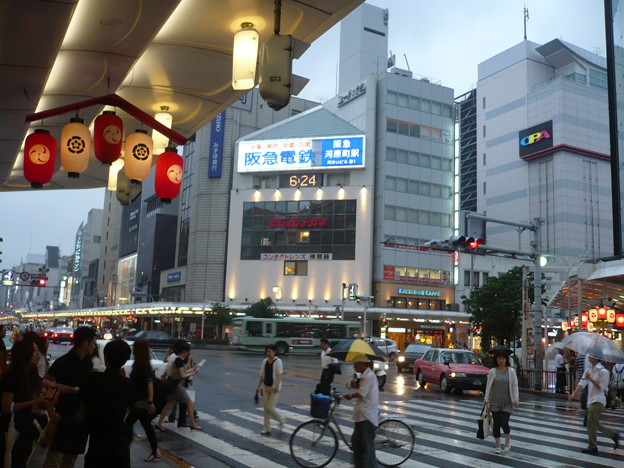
[227,317,360,354]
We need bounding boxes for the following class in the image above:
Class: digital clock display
[279,173,324,188]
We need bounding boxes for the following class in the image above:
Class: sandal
[144,449,161,462]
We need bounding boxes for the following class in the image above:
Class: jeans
[125,407,158,455]
[352,420,377,468]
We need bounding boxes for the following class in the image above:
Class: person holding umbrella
[569,354,619,453]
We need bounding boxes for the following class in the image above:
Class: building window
[482,125,486,138]
[483,272,489,283]
[482,96,486,109]
[483,181,486,195]
[284,261,308,276]
[473,271,480,287]
[464,270,471,286]
[93,235,101,243]
[483,153,486,166]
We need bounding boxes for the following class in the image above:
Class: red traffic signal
[467,237,485,249]
[38,278,47,287]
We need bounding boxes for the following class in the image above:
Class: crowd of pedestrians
[0,325,200,467]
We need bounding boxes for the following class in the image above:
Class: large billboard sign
[519,120,553,157]
[237,135,365,173]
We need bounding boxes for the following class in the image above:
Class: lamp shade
[561,320,568,332]
[94,111,123,165]
[124,129,153,184]
[607,308,616,323]
[152,110,172,155]
[154,148,183,203]
[589,308,598,323]
[597,306,607,320]
[107,159,124,191]
[60,118,91,178]
[232,23,259,90]
[23,129,57,189]
[616,313,624,328]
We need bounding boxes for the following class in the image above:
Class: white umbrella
[544,341,565,361]
[554,332,624,363]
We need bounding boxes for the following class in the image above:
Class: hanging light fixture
[60,117,91,178]
[155,145,183,203]
[561,320,568,332]
[152,106,173,155]
[116,165,142,206]
[589,308,598,323]
[107,159,124,191]
[232,22,259,90]
[607,308,616,323]
[94,111,123,165]
[23,129,57,189]
[124,129,153,184]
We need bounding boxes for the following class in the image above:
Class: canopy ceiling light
[232,22,259,90]
[107,159,124,191]
[152,106,173,155]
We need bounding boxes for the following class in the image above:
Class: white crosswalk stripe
[168,398,624,468]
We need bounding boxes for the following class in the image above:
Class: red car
[51,327,74,344]
[413,348,489,393]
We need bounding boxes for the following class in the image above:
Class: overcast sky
[0,0,605,269]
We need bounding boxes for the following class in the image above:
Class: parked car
[413,348,490,393]
[362,337,399,360]
[91,339,167,376]
[51,327,74,344]
[396,343,433,373]
[124,330,181,349]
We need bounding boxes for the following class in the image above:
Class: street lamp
[272,285,283,302]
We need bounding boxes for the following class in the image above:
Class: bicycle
[289,390,415,468]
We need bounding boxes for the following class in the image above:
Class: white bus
[227,317,360,354]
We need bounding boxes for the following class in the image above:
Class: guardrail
[517,369,575,393]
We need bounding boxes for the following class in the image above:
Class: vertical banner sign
[209,112,225,178]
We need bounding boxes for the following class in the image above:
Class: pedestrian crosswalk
[166,397,624,468]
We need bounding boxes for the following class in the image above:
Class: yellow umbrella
[326,338,389,362]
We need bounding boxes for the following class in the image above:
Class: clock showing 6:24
[278,173,324,188]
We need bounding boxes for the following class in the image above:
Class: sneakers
[260,431,271,436]
[581,447,598,454]
[279,420,285,431]
[504,442,511,452]
[613,432,620,450]
[495,448,501,454]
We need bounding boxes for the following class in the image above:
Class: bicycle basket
[310,393,331,419]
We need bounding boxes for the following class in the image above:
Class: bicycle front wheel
[375,419,415,467]
[289,419,339,468]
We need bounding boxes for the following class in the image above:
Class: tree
[203,303,232,339]
[462,266,528,350]
[245,297,279,318]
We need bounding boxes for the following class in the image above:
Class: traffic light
[31,275,47,287]
[259,34,293,111]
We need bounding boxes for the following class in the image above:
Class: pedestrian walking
[256,345,285,436]
[81,339,135,468]
[569,355,620,454]
[317,338,339,395]
[154,341,201,432]
[0,338,51,468]
[554,349,568,393]
[484,350,520,454]
[0,325,7,376]
[343,356,379,468]
[611,362,624,406]
[42,326,97,468]
[124,339,161,462]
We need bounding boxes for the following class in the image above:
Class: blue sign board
[167,271,181,283]
[209,112,225,178]
[237,135,365,173]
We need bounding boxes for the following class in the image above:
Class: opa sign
[519,120,553,157]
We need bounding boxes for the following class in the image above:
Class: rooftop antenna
[403,54,411,72]
[523,6,529,40]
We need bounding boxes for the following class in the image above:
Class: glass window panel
[431,157,442,170]
[398,93,409,107]
[387,119,398,133]
[419,211,430,224]
[345,214,356,229]
[321,201,334,215]
[386,147,396,161]
[431,101,441,115]
[431,184,442,198]
[345,200,357,213]
[419,153,431,168]
[308,231,321,245]
[396,207,407,221]
[419,183,430,196]
[300,200,311,213]
[430,212,442,226]
[408,209,418,223]
[385,206,395,220]
[275,201,287,215]
[409,96,420,110]
[397,149,408,164]
[345,230,356,244]
[421,99,431,112]
[408,180,419,194]
[321,231,332,244]
[442,104,452,117]
[396,178,407,192]
[310,200,322,215]
[386,177,396,191]
[242,216,253,228]
[333,215,345,229]
[387,91,398,104]
[409,124,420,138]
[287,201,299,214]
[284,262,296,275]
[398,121,409,135]
[334,231,345,244]
[408,151,419,165]
[335,200,346,214]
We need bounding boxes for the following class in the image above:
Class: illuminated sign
[237,135,365,173]
[397,288,441,297]
[519,121,553,157]
[167,272,181,283]
[268,217,328,228]
[261,253,332,261]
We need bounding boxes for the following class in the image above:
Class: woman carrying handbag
[484,350,519,454]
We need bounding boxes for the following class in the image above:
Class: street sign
[19,271,30,282]
[2,270,15,286]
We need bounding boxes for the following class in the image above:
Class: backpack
[613,365,624,390]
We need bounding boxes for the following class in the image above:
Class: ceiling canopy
[0,0,363,191]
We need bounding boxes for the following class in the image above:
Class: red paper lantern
[94,111,123,165]
[597,306,607,320]
[155,147,183,203]
[23,129,57,189]
[615,313,624,328]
